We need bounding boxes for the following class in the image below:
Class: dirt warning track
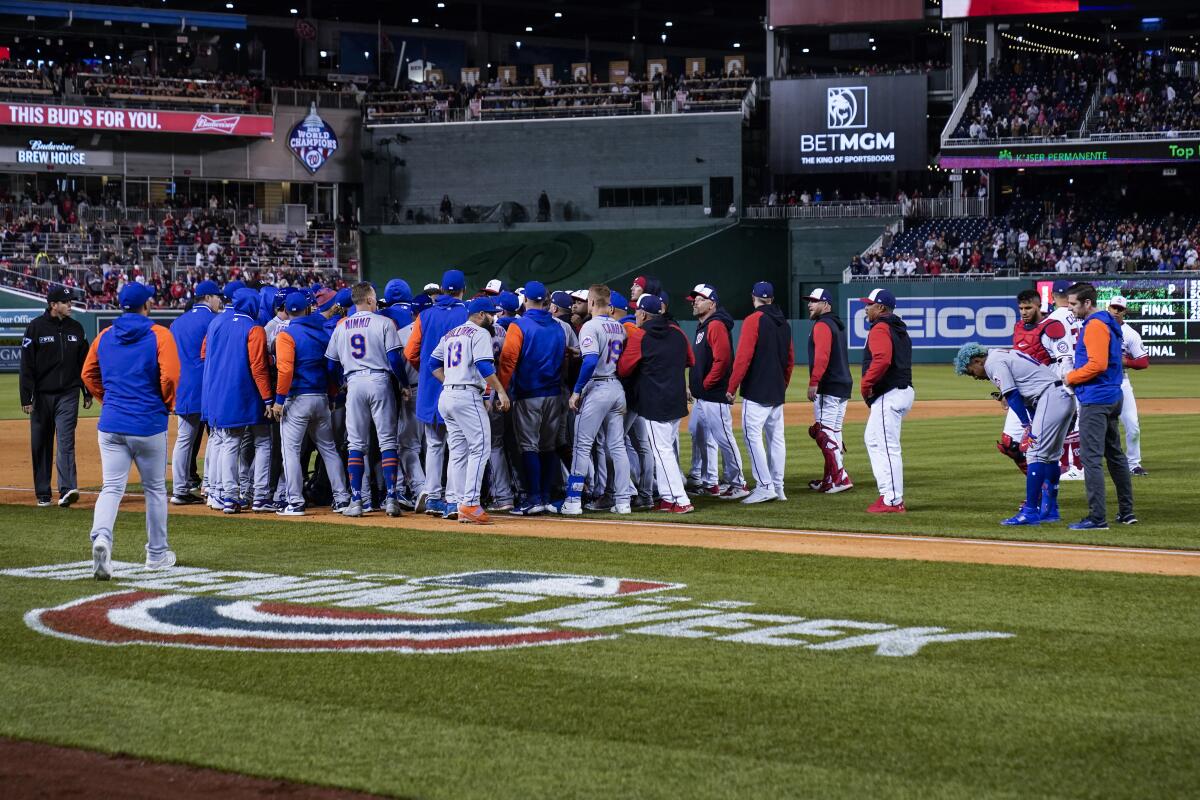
[5,488,1198,578]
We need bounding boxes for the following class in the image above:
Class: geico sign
[848,297,1016,348]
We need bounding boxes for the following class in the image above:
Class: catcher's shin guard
[996,434,1028,474]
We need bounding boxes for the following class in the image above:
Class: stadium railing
[744,197,988,220]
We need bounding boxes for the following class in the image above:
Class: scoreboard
[1038,278,1200,362]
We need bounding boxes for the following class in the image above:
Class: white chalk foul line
[2,485,1196,560]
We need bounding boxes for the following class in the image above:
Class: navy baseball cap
[803,287,832,303]
[551,290,573,309]
[384,278,413,305]
[860,288,897,308]
[333,288,353,308]
[610,290,628,311]
[497,291,521,313]
[1052,279,1072,294]
[687,283,718,302]
[221,280,245,301]
[467,297,497,316]
[194,280,220,298]
[524,281,547,302]
[411,294,433,313]
[272,290,289,311]
[752,281,775,299]
[285,292,311,314]
[47,286,72,304]
[119,283,154,310]
[636,294,663,314]
[442,269,466,293]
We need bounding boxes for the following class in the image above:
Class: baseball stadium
[1,0,1198,797]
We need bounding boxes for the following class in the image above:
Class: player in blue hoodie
[169,280,222,505]
[82,283,180,579]
[380,278,423,507]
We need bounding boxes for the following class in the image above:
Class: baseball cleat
[611,502,632,515]
[1001,506,1042,526]
[667,503,695,514]
[424,499,446,516]
[584,497,614,511]
[457,505,492,525]
[385,498,402,518]
[342,500,364,518]
[251,500,278,513]
[36,497,52,508]
[741,486,777,505]
[808,477,829,491]
[719,484,750,500]
[1060,467,1085,481]
[684,477,705,492]
[396,494,416,511]
[1068,518,1108,531]
[486,500,514,512]
[442,503,459,520]
[555,499,583,516]
[170,494,201,506]
[1116,512,1139,525]
[331,500,350,514]
[144,550,177,571]
[222,499,241,515]
[653,498,676,512]
[1129,466,1148,476]
[58,488,80,508]
[509,502,546,516]
[825,475,854,494]
[775,490,788,502]
[276,504,306,517]
[866,496,906,514]
[92,540,113,581]
[413,491,429,514]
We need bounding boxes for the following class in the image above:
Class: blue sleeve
[387,348,409,388]
[477,358,496,379]
[1004,390,1031,427]
[430,356,444,371]
[573,353,600,393]
[326,358,344,386]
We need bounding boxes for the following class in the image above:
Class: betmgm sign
[770,75,928,173]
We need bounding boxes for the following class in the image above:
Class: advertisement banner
[0,344,22,373]
[770,75,927,173]
[939,138,1200,169]
[942,1,1078,18]
[847,295,1017,349]
[769,0,923,26]
[0,103,274,138]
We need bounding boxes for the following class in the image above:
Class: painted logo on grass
[6,561,1016,658]
[26,590,607,653]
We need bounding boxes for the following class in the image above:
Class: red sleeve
[246,326,273,401]
[1123,354,1149,370]
[1042,319,1066,339]
[617,327,644,378]
[702,323,731,390]
[785,339,794,388]
[860,322,894,397]
[808,321,832,387]
[726,312,761,396]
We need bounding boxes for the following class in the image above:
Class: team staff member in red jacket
[618,294,695,513]
[859,288,913,513]
[804,288,853,494]
[685,283,747,499]
[81,283,180,580]
[726,281,794,505]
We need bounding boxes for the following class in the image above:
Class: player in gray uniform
[557,285,634,515]
[431,297,511,525]
[325,282,408,518]
[956,343,1075,526]
[269,292,350,515]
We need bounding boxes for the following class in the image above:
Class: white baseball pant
[694,398,744,487]
[741,399,785,494]
[1120,379,1141,469]
[864,386,914,506]
[645,418,689,505]
[813,394,849,474]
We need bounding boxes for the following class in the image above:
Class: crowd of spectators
[953,53,1099,140]
[785,60,948,79]
[1091,53,1200,135]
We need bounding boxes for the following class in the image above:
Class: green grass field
[1,364,1196,420]
[0,506,1197,798]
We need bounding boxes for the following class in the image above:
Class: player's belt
[589,376,619,382]
[445,384,484,392]
[345,368,389,378]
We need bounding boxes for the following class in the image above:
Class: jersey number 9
[350,333,366,359]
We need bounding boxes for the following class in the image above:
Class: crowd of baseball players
[37,266,1148,578]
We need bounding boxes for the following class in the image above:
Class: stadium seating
[951,55,1096,139]
[1091,54,1200,135]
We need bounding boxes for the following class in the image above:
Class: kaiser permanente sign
[0,103,273,138]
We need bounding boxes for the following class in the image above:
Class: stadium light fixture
[363,50,370,58]
[235,42,241,50]
[290,8,298,14]
[665,21,673,27]
[801,47,809,53]
[412,17,419,23]
[661,33,667,43]
[871,45,876,51]
[516,41,522,48]
[319,50,328,57]
[225,2,233,7]
[733,42,741,48]
[555,12,563,18]
[438,2,445,6]
[525,26,533,32]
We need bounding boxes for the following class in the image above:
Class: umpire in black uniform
[19,286,91,507]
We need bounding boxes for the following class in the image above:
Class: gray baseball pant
[90,430,169,559]
[421,422,448,501]
[30,390,79,498]
[487,403,514,504]
[439,387,490,507]
[172,413,205,497]
[397,391,425,496]
[236,423,272,503]
[572,379,632,503]
[280,394,349,507]
[623,411,655,503]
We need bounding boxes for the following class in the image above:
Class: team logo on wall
[827,87,868,129]
[288,103,339,174]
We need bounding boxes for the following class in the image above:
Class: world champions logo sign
[288,103,339,174]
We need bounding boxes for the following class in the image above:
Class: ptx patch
[26,591,608,654]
